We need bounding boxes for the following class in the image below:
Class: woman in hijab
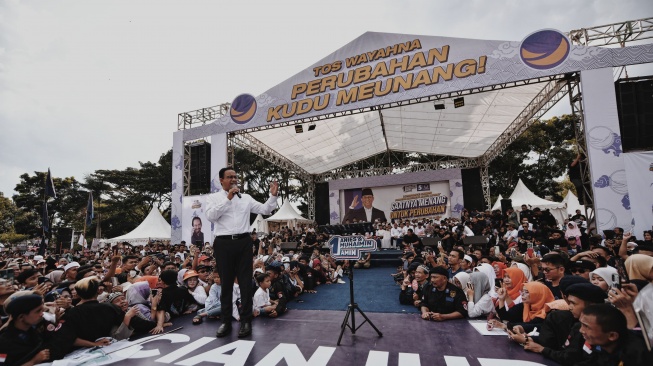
[564,221,582,241]
[625,254,653,281]
[453,272,470,290]
[589,266,618,293]
[126,281,158,322]
[512,262,533,282]
[465,272,494,318]
[474,263,498,300]
[498,267,528,310]
[493,281,555,331]
[610,254,653,330]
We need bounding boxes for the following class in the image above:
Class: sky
[1,0,652,198]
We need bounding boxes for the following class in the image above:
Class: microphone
[232,184,242,199]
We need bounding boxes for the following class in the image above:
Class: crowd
[1,206,652,365]
[391,206,653,366]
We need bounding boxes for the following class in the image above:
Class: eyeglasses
[223,175,237,179]
[542,267,561,273]
[571,268,588,274]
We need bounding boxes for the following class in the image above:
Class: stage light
[454,97,465,108]
[308,124,316,131]
[295,125,303,133]
[433,103,445,110]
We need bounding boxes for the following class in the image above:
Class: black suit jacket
[343,206,387,223]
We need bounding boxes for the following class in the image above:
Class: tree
[489,114,577,202]
[0,192,18,234]
[12,172,86,241]
[80,150,172,239]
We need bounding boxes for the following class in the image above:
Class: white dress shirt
[205,190,277,236]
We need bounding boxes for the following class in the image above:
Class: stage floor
[74,309,560,366]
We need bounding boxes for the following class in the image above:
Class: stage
[73,310,559,366]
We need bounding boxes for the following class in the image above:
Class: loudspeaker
[500,199,513,215]
[189,143,211,195]
[461,168,485,211]
[615,76,653,152]
[314,182,330,225]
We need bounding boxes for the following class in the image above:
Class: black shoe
[238,322,252,338]
[216,322,232,338]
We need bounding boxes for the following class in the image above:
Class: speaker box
[461,168,486,211]
[500,199,513,215]
[615,76,653,152]
[188,143,211,195]
[314,182,330,225]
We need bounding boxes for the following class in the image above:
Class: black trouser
[214,235,253,323]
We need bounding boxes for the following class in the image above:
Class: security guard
[420,266,467,321]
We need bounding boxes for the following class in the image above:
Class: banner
[181,195,214,247]
[182,30,653,139]
[623,151,653,238]
[581,68,632,232]
[339,181,450,224]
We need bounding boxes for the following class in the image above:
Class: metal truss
[235,75,569,135]
[230,133,316,220]
[230,133,312,181]
[480,165,491,210]
[178,103,231,130]
[568,17,653,46]
[567,76,596,227]
[480,76,570,165]
[315,157,481,182]
[183,144,191,196]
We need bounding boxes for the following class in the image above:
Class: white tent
[562,191,591,217]
[508,179,566,227]
[491,194,504,211]
[265,201,312,229]
[105,207,171,246]
[250,214,269,234]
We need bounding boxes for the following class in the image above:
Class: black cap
[559,275,590,295]
[570,260,595,271]
[566,283,608,304]
[430,266,448,277]
[361,188,374,196]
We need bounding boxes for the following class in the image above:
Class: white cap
[33,255,44,261]
[64,261,80,272]
[463,255,473,263]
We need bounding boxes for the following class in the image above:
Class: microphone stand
[337,260,383,345]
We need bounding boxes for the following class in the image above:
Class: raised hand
[270,180,279,197]
[350,195,360,208]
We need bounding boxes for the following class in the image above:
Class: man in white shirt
[503,223,519,246]
[205,166,279,338]
[390,223,403,249]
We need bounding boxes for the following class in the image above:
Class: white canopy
[105,207,171,246]
[250,84,545,173]
[265,201,311,229]
[562,191,591,217]
[250,213,269,234]
[508,179,566,227]
[491,194,504,211]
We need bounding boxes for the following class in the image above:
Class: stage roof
[249,83,545,174]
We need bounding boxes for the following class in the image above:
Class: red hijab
[504,267,526,301]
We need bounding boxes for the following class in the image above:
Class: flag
[86,192,94,226]
[38,237,47,256]
[45,168,57,199]
[42,202,50,233]
[78,233,87,248]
